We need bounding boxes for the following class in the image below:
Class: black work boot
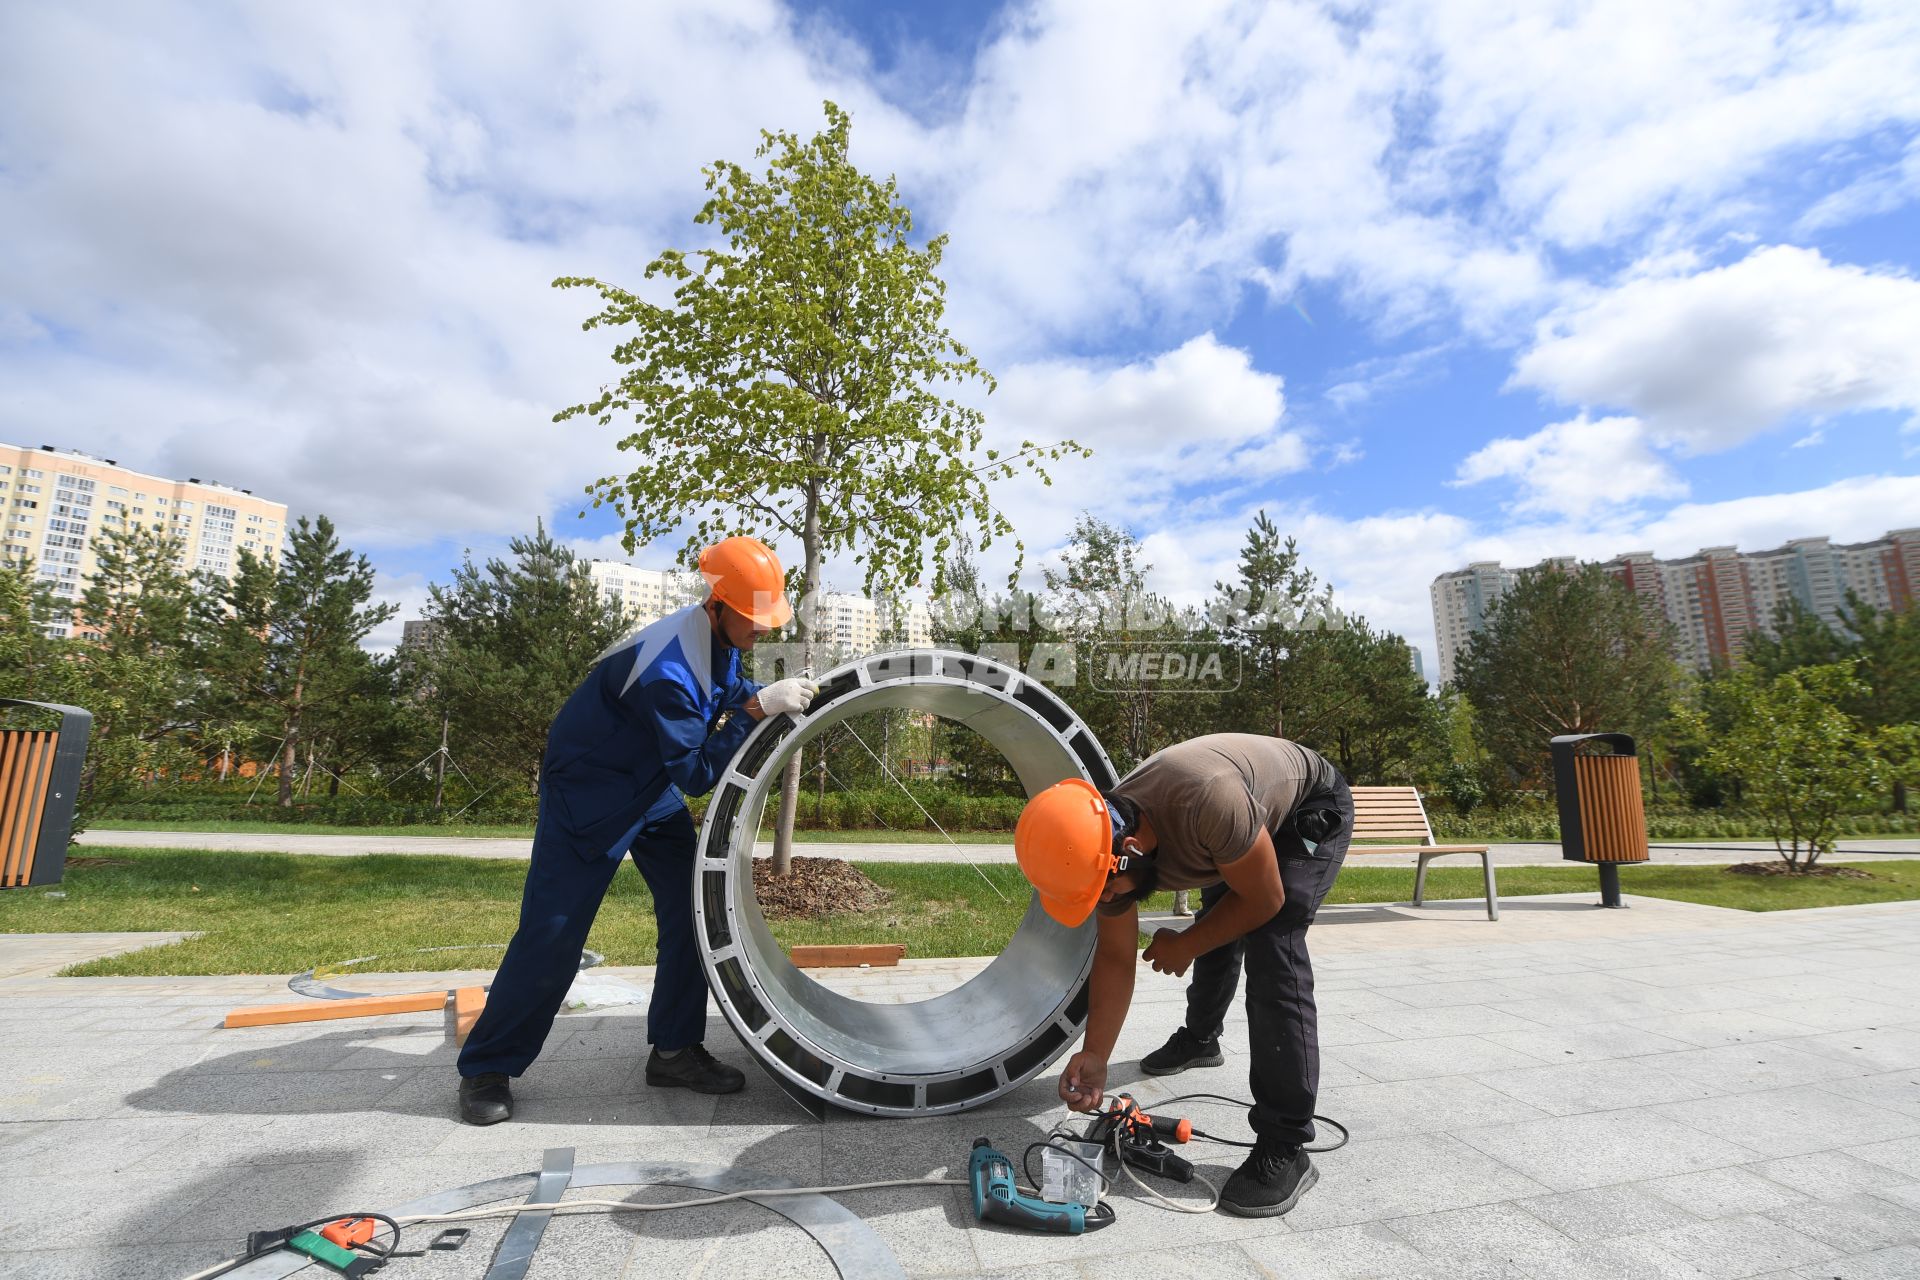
[1141,1026,1225,1076]
[1220,1135,1317,1217]
[645,1044,746,1094]
[458,1072,513,1125]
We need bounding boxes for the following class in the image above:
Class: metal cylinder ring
[694,649,1117,1117]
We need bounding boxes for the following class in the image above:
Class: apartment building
[1,442,288,637]
[583,559,934,654]
[1430,529,1919,682]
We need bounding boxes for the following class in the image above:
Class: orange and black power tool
[1083,1094,1195,1183]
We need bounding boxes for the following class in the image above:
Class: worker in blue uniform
[457,537,818,1125]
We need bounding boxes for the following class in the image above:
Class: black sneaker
[1220,1135,1317,1217]
[1141,1026,1225,1076]
[458,1072,513,1125]
[645,1044,746,1094]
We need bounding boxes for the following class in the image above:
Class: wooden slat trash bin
[1550,732,1650,909]
[0,699,91,890]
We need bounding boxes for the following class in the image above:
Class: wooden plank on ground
[225,990,449,1028]
[453,986,486,1045]
[789,944,907,969]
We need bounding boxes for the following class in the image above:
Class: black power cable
[1143,1092,1351,1152]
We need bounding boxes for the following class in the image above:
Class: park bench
[1347,785,1499,920]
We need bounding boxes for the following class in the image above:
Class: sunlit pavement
[3,894,1919,1278]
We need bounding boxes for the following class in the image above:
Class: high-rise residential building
[1429,529,1920,683]
[1,442,289,637]
[582,559,933,654]
[586,561,704,624]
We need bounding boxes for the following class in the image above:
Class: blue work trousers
[458,805,706,1078]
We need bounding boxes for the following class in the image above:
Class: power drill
[969,1137,1106,1233]
[1083,1094,1195,1183]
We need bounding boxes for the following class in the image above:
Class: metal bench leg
[1482,852,1499,921]
[1413,852,1433,906]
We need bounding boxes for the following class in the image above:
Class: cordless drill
[969,1137,1105,1233]
[1083,1094,1195,1183]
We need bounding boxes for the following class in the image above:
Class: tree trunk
[433,714,449,811]
[815,747,827,823]
[279,657,307,808]
[771,479,824,876]
[278,724,297,807]
[1895,779,1908,814]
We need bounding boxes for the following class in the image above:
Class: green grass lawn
[6,848,1918,977]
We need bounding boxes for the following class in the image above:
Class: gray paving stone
[827,1184,983,1277]
[1753,1149,1920,1200]
[1514,1182,1702,1242]
[1788,1244,1920,1280]
[1313,1075,1555,1140]
[1314,1013,1405,1047]
[0,1240,232,1279]
[1481,1021,1699,1063]
[1350,1003,1544,1039]
[1277,1132,1552,1230]
[1476,1056,1722,1117]
[1332,1034,1548,1083]
[1878,1182,1920,1213]
[1643,1041,1869,1094]
[1389,1201,1643,1278]
[1767,997,1920,1032]
[1454,1110,1760,1192]
[1624,1010,1819,1048]
[1650,1086,1920,1158]
[1818,1070,1920,1119]
[1238,1222,1442,1278]
[1762,1190,1920,1253]
[1606,1213,1837,1278]
[117,1062,423,1118]
[1639,1165,1811,1218]
[1789,1027,1920,1073]
[1037,1241,1275,1280]
[1849,1135,1920,1179]
[1374,982,1536,1013]
[0,1166,232,1248]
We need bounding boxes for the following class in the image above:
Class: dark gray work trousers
[1183,775,1351,1145]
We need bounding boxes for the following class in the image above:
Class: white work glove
[757,677,820,718]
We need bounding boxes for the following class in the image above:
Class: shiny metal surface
[694,650,1117,1117]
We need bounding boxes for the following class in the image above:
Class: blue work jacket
[540,603,761,860]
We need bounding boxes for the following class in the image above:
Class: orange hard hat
[698,537,793,628]
[1014,778,1119,926]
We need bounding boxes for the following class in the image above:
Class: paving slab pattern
[1,894,1918,1278]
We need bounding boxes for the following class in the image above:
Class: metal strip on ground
[482,1145,576,1280]
[198,1160,906,1279]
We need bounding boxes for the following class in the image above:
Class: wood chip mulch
[752,855,894,919]
[1723,861,1876,879]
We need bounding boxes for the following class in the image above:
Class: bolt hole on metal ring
[694,649,1117,1118]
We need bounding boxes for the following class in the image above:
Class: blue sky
[2,0,1918,669]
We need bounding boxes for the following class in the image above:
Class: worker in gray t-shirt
[1013,732,1350,1218]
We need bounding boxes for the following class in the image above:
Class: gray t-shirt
[1108,734,1337,895]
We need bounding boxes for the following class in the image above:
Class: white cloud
[996,333,1292,475]
[1797,136,1920,234]
[1410,0,1920,249]
[1453,414,1687,517]
[0,0,894,551]
[1512,246,1920,452]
